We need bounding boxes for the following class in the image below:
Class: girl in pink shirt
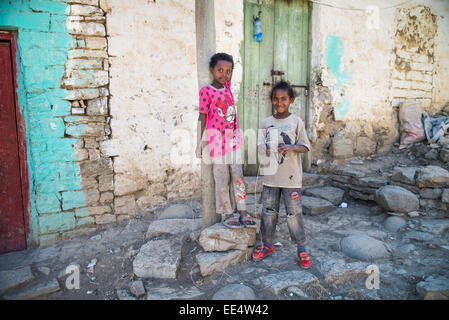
[196,53,256,229]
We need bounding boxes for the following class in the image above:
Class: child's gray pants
[260,186,306,245]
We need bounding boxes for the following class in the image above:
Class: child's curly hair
[209,53,234,70]
[271,81,296,99]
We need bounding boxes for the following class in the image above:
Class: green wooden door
[238,0,309,176]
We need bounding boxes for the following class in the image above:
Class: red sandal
[253,242,274,261]
[298,251,311,269]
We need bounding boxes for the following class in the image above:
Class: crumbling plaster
[308,0,449,168]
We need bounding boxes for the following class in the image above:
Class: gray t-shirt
[257,114,310,188]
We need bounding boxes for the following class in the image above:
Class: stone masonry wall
[60,0,116,233]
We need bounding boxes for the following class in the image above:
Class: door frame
[239,0,312,175]
[0,31,30,250]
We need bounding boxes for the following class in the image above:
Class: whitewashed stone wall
[102,0,200,216]
[214,0,244,99]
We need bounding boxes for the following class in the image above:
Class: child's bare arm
[196,113,207,158]
[278,144,309,155]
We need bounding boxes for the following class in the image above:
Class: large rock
[157,204,196,219]
[340,235,391,261]
[303,186,344,205]
[416,276,449,300]
[0,266,35,295]
[383,216,406,232]
[3,278,60,300]
[146,284,205,300]
[212,284,257,300]
[145,218,202,239]
[133,238,182,279]
[196,249,250,277]
[301,196,334,215]
[333,165,367,178]
[258,270,318,295]
[375,185,419,213]
[199,223,256,252]
[415,166,449,188]
[353,176,388,188]
[391,167,419,185]
[316,255,368,286]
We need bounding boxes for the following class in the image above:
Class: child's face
[272,89,294,114]
[210,60,233,86]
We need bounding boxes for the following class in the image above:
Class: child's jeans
[260,186,306,245]
[212,149,246,215]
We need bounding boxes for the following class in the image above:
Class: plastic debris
[274,242,283,247]
[87,259,97,269]
[339,202,348,208]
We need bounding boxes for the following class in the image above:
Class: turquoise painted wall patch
[0,0,84,245]
[325,34,351,121]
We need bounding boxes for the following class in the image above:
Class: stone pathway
[1,151,449,300]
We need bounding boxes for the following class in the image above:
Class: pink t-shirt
[199,81,243,158]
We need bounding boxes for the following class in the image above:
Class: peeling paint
[324,34,351,120]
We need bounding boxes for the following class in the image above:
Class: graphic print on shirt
[199,83,243,158]
[216,94,236,123]
[265,124,293,164]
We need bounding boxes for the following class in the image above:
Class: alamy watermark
[365,264,380,290]
[170,122,295,175]
[65,264,80,290]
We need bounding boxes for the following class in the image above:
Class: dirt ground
[1,147,448,300]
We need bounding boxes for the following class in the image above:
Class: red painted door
[0,40,27,253]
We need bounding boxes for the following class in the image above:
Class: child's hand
[195,144,202,158]
[278,144,294,155]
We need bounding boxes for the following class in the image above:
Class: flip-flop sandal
[240,215,257,228]
[223,216,243,229]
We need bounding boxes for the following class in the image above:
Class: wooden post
[196,0,220,229]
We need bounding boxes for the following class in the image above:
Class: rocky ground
[1,148,449,300]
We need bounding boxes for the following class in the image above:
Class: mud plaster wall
[308,0,449,170]
[214,1,244,101]
[102,0,244,215]
[101,0,200,215]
